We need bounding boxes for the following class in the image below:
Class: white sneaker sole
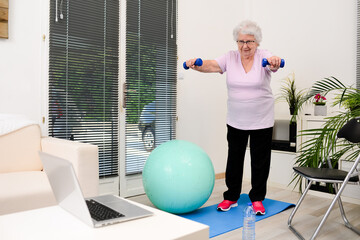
[217,203,238,212]
[254,210,266,215]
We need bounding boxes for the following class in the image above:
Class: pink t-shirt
[215,49,274,130]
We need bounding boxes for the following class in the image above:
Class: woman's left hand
[267,56,282,71]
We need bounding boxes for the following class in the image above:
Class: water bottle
[242,202,255,240]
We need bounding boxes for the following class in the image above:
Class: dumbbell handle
[183,58,203,70]
[262,58,285,68]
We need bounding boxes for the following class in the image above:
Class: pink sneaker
[217,200,238,211]
[252,201,266,215]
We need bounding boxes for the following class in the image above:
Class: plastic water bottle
[242,202,255,240]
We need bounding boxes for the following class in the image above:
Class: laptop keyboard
[86,199,125,221]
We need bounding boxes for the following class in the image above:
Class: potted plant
[313,93,327,116]
[291,76,360,192]
[276,72,307,150]
[277,72,307,123]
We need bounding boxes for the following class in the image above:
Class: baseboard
[215,172,225,180]
[267,181,296,191]
[214,172,359,205]
[308,189,360,205]
[216,173,299,192]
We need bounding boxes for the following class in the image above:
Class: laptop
[39,151,153,228]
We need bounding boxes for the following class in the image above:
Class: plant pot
[289,107,295,115]
[314,104,327,116]
[289,122,297,146]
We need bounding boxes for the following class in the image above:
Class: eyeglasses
[236,40,256,46]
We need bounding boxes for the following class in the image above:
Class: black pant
[223,125,273,202]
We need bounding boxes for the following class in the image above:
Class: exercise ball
[142,140,215,214]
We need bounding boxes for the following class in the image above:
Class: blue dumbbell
[183,58,203,70]
[262,58,285,68]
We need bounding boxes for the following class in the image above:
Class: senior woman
[184,20,283,215]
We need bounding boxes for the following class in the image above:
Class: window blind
[125,0,177,175]
[48,0,119,177]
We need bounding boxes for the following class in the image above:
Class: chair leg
[310,182,360,239]
[334,183,360,235]
[288,180,313,240]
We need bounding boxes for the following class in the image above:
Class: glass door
[119,0,177,197]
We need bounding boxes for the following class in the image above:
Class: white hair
[233,20,262,44]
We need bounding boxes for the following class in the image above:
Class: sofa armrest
[41,137,99,197]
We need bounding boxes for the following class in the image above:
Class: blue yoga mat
[178,194,295,238]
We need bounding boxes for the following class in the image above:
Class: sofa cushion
[0,125,42,173]
[0,171,56,215]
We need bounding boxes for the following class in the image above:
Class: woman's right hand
[184,58,199,69]
[184,59,221,73]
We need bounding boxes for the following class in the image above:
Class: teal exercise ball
[142,140,215,214]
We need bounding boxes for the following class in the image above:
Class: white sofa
[0,124,99,215]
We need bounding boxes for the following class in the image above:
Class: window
[125,0,177,175]
[48,0,119,177]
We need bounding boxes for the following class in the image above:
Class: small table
[0,199,209,240]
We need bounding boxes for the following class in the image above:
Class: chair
[288,117,360,240]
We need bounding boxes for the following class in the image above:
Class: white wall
[177,0,357,175]
[0,0,357,178]
[0,0,45,125]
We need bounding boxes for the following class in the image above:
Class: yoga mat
[178,194,295,238]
